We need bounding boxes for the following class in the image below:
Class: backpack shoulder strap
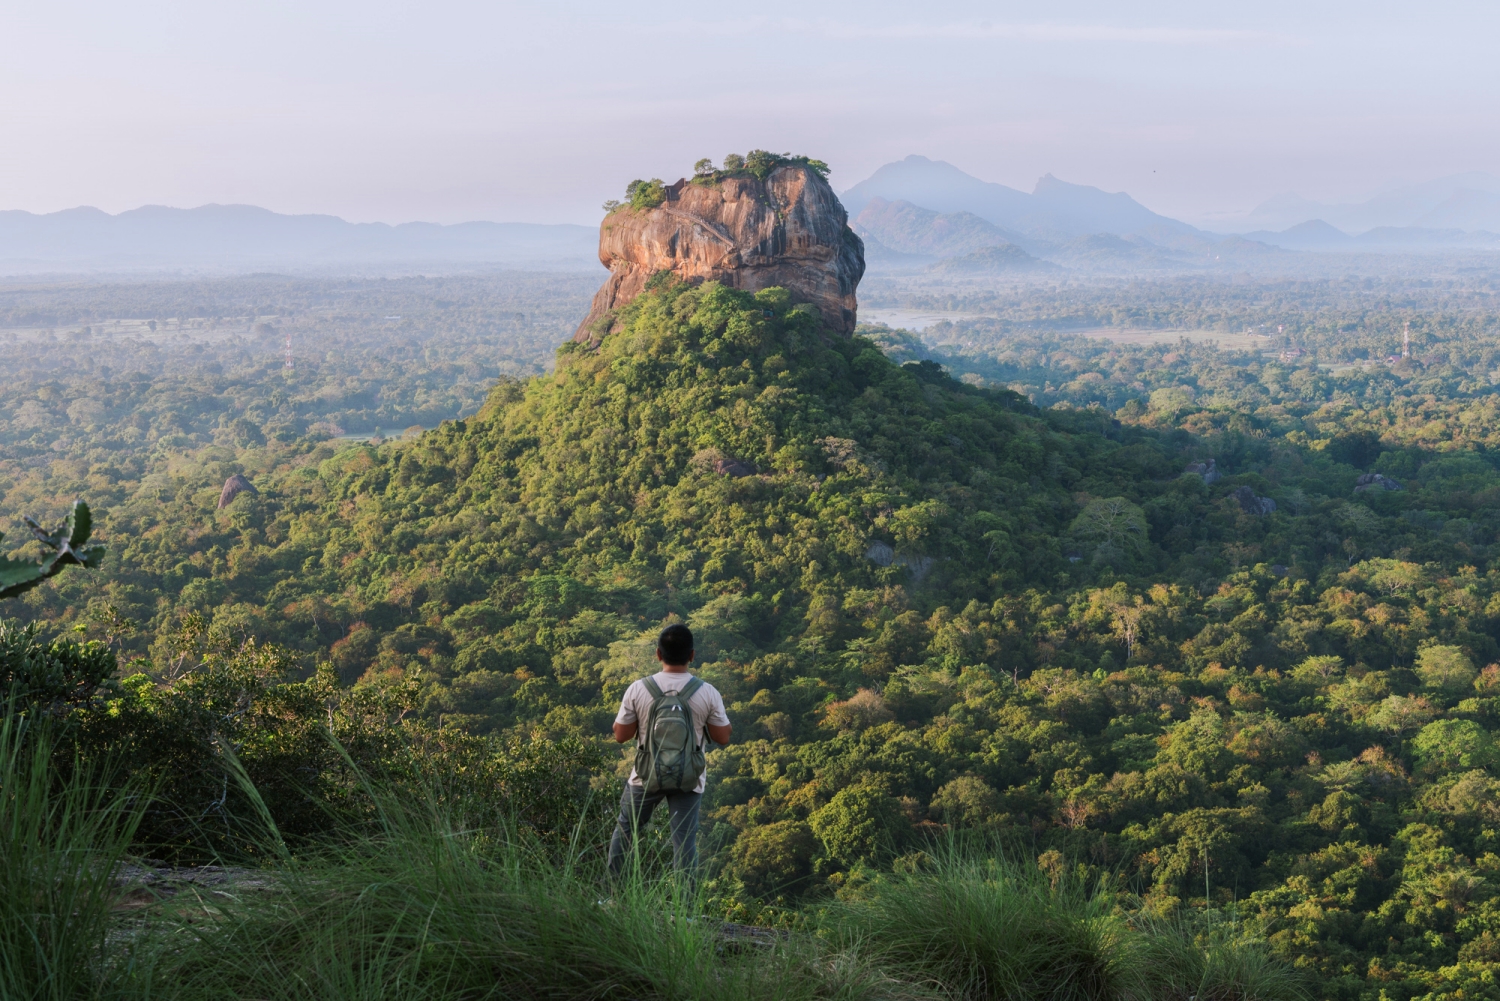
[641,676,664,700]
[680,677,708,749]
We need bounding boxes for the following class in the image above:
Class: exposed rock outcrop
[863,541,936,582]
[218,473,258,509]
[712,458,756,478]
[575,165,865,343]
[1232,485,1277,516]
[691,448,755,478]
[1355,472,1403,492]
[1184,458,1221,485]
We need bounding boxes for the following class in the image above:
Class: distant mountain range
[841,157,1500,264]
[0,204,599,273]
[8,159,1500,278]
[1232,173,1500,234]
[844,160,1275,272]
[842,156,1195,243]
[1239,218,1500,252]
[849,198,1182,273]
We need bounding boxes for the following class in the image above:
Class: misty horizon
[8,160,1500,237]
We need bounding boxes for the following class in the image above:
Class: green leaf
[1,501,103,599]
[0,556,46,595]
[67,500,92,550]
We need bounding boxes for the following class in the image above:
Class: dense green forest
[13,267,1500,998]
[0,272,595,516]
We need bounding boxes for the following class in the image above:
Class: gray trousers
[606,783,702,877]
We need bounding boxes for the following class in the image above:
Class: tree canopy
[12,268,1500,999]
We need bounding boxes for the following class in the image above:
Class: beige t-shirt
[615,672,730,794]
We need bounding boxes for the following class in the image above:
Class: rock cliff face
[574,165,865,343]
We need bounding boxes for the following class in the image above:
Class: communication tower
[285,328,294,371]
[1402,322,1410,360]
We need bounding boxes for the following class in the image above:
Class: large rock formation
[574,164,865,343]
[218,473,258,509]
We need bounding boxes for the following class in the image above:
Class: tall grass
[130,776,936,1001]
[0,712,144,1001]
[823,842,1309,1001]
[824,848,1124,1001]
[1122,910,1312,1001]
[130,812,1309,1001]
[0,725,1306,1001]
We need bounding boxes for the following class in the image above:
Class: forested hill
[16,273,1500,999]
[205,274,1107,688]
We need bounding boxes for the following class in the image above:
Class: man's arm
[613,683,639,743]
[706,689,732,746]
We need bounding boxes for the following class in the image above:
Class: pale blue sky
[2,1,1497,225]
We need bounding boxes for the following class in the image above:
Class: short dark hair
[657,624,694,666]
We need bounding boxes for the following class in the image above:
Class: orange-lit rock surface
[574,165,865,342]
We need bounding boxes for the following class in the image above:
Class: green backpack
[637,675,707,794]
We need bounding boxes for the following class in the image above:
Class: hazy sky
[3,0,1498,227]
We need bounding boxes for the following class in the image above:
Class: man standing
[608,624,731,880]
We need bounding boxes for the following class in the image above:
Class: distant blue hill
[1242,218,1500,251]
[1241,219,1355,251]
[0,204,600,273]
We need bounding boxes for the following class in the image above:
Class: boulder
[898,553,937,583]
[1184,458,1221,485]
[1354,472,1403,492]
[575,164,865,342]
[218,473,258,509]
[712,458,756,478]
[691,449,755,478]
[863,542,935,581]
[1232,485,1277,516]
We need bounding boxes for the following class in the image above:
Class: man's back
[615,671,728,795]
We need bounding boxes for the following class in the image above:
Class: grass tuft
[823,848,1124,1001]
[0,711,144,1001]
[820,841,1309,1001]
[1120,910,1312,1001]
